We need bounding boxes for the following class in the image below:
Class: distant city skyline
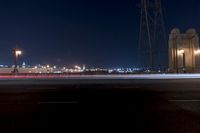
[0,0,199,68]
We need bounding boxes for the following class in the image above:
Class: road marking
[38,101,78,104]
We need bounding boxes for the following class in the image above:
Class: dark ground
[0,79,200,132]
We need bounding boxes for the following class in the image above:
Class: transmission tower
[138,0,167,68]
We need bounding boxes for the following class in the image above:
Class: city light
[75,65,81,70]
[15,50,22,56]
[195,50,200,55]
[178,49,184,55]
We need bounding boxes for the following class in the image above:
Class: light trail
[0,74,199,80]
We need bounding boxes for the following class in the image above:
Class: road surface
[0,74,199,132]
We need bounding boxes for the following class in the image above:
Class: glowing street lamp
[15,50,22,56]
[12,47,22,74]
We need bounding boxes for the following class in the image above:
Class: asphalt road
[0,75,200,133]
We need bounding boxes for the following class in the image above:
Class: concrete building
[169,28,200,73]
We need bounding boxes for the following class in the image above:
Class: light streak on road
[0,74,199,80]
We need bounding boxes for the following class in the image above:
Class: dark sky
[0,0,199,68]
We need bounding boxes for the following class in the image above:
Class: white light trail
[0,74,199,80]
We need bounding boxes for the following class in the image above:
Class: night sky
[0,0,199,68]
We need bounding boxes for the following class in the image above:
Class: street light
[15,50,22,56]
[12,47,22,74]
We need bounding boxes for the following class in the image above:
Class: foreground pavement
[0,74,199,132]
